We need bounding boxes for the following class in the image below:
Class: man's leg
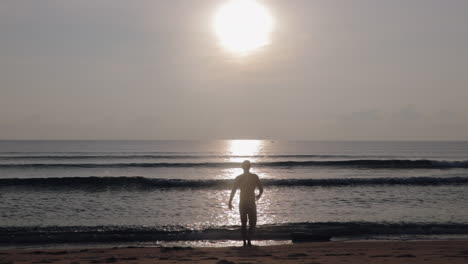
[240,206,248,246]
[247,205,257,246]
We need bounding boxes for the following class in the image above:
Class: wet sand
[1,240,468,264]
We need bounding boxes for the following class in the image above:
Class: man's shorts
[239,202,257,226]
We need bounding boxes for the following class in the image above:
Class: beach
[2,241,468,264]
[3,0,468,262]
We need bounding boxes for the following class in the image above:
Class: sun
[213,0,273,55]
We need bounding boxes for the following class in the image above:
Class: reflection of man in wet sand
[228,160,264,247]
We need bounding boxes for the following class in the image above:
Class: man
[228,160,264,247]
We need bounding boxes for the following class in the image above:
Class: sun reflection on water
[214,189,280,228]
[218,140,265,179]
[228,140,263,161]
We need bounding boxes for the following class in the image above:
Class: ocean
[1,140,468,246]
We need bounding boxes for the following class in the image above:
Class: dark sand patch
[47,251,69,255]
[396,254,416,258]
[443,255,468,258]
[216,260,236,264]
[120,257,137,260]
[323,253,354,256]
[370,255,392,258]
[103,257,118,263]
[32,260,55,264]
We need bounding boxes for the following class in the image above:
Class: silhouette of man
[228,160,264,247]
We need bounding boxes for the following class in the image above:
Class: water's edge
[2,222,468,246]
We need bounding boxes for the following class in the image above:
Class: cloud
[392,105,423,121]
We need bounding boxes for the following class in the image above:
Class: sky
[1,0,468,140]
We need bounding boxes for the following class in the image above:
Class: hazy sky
[1,0,468,140]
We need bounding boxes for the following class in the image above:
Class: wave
[1,159,468,169]
[1,176,467,189]
[2,222,468,244]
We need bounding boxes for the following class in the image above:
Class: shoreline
[4,234,468,250]
[3,222,468,246]
[1,240,468,264]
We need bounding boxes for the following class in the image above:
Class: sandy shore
[1,240,467,264]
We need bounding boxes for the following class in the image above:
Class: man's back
[236,173,260,205]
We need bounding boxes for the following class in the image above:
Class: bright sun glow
[229,140,262,161]
[213,0,273,55]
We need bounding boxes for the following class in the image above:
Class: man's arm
[228,177,239,210]
[256,174,263,200]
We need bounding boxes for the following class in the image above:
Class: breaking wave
[1,176,467,190]
[1,159,468,169]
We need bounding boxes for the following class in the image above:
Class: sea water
[1,140,467,245]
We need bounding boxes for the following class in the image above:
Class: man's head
[242,160,251,172]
